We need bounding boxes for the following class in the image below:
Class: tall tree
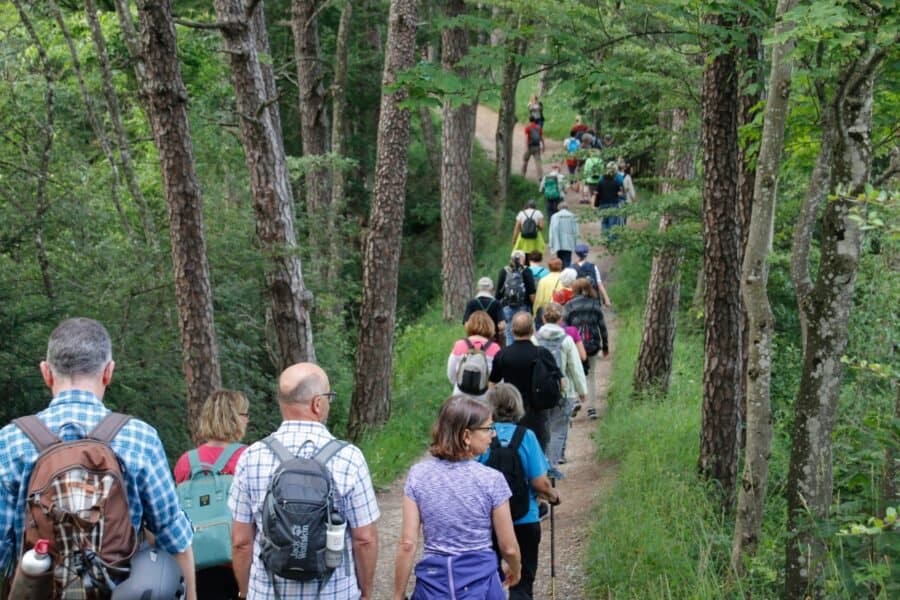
[784,42,887,599]
[495,18,527,206]
[327,0,353,284]
[212,0,317,369]
[731,0,799,572]
[131,0,222,437]
[633,107,693,394]
[440,0,476,321]
[697,11,743,503]
[348,0,418,439]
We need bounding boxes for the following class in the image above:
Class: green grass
[514,80,579,141]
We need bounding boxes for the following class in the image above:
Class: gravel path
[371,107,619,599]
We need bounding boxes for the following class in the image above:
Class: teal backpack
[176,443,244,569]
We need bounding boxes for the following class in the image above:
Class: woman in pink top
[447,311,501,400]
[173,389,250,600]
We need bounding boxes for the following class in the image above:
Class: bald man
[228,363,380,600]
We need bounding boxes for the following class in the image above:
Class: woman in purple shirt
[393,395,522,600]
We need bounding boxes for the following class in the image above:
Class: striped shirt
[228,420,380,600]
[0,390,193,570]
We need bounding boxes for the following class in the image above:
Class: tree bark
[348,0,418,440]
[633,107,692,394]
[731,0,798,573]
[495,22,527,206]
[698,13,743,504]
[440,0,476,321]
[132,0,221,439]
[784,45,883,600]
[213,0,317,369]
[293,0,332,275]
[418,104,441,176]
[327,0,352,285]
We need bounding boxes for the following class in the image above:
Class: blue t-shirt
[477,422,548,524]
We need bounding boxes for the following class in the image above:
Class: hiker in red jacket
[522,117,544,178]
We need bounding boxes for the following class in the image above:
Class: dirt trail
[372,106,619,599]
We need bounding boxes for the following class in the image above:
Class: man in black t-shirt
[489,312,551,450]
[462,277,506,344]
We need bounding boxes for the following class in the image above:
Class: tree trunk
[327,0,352,285]
[495,23,526,206]
[348,0,418,440]
[633,107,692,394]
[418,105,440,176]
[440,0,476,321]
[884,385,900,506]
[698,13,743,504]
[731,0,798,573]
[784,46,882,600]
[293,0,332,276]
[213,0,316,369]
[132,0,221,439]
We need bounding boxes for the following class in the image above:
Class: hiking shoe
[547,467,566,481]
[558,456,567,465]
[539,502,550,521]
[587,407,598,420]
[570,401,582,418]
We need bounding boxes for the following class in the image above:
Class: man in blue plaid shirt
[229,363,380,600]
[0,318,196,599]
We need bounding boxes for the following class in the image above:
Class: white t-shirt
[516,209,544,224]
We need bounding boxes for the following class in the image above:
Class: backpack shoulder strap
[313,439,348,467]
[89,411,132,443]
[509,425,528,451]
[211,442,244,472]
[262,435,296,466]
[187,448,205,476]
[12,416,59,452]
[464,337,475,351]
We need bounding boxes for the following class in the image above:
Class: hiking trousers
[508,522,541,600]
[547,396,574,466]
[522,145,543,178]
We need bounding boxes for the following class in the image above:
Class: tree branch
[173,17,228,30]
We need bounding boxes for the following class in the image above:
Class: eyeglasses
[238,412,250,418]
[317,391,337,402]
[470,423,496,433]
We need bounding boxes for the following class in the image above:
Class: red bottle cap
[33,539,50,555]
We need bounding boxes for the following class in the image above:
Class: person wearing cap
[593,161,625,242]
[572,243,612,306]
[548,200,580,268]
[463,277,507,344]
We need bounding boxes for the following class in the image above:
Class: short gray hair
[488,383,525,422]
[46,318,112,377]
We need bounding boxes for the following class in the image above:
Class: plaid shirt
[229,421,380,600]
[0,390,193,571]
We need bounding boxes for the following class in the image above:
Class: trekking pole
[550,476,557,600]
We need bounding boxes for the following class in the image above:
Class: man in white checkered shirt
[229,363,380,600]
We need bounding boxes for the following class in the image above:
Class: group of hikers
[0,110,625,600]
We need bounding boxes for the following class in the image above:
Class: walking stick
[550,476,557,600]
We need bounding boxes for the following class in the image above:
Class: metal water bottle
[9,539,53,600]
[324,513,346,569]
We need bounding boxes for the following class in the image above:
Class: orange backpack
[12,413,139,598]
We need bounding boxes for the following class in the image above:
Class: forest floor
[371,106,619,598]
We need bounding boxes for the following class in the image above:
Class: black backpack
[483,425,530,520]
[520,210,538,239]
[530,346,563,410]
[528,126,541,147]
[502,267,527,307]
[575,260,600,293]
[566,297,607,356]
[259,437,348,584]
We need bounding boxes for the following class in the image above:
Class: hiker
[448,311,501,401]
[581,152,604,205]
[535,303,587,472]
[489,312,555,450]
[512,200,546,255]
[527,251,549,284]
[593,161,625,242]
[572,243,613,307]
[569,115,589,140]
[0,317,197,599]
[539,164,565,220]
[551,268,578,306]
[527,94,544,128]
[562,136,581,195]
[478,384,561,600]
[496,250,537,347]
[393,395,521,600]
[229,362,379,600]
[618,158,637,204]
[564,279,610,421]
[532,257,564,326]
[463,277,506,345]
[173,390,249,600]
[548,200,580,268]
[522,117,544,178]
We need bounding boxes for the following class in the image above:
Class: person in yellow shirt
[532,257,563,327]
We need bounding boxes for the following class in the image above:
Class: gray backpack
[456,338,494,395]
[259,437,348,589]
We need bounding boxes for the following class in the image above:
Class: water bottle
[324,513,346,569]
[9,539,53,600]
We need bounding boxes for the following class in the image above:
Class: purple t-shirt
[405,457,512,555]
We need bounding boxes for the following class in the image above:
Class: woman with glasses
[173,389,250,600]
[393,395,521,600]
[478,384,560,600]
